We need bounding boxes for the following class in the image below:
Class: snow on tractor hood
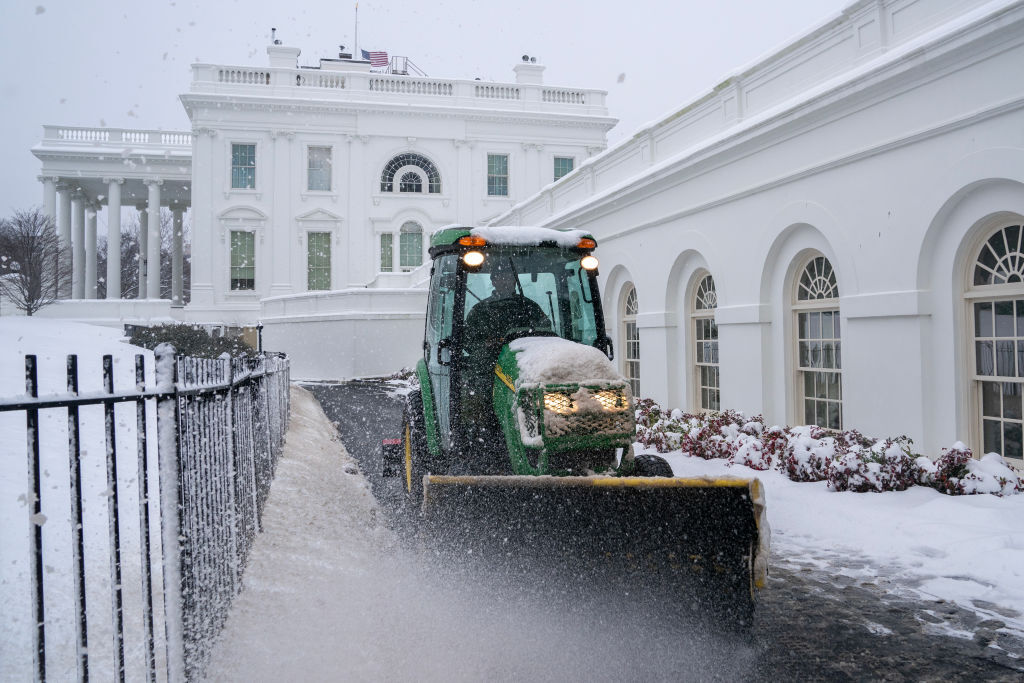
[508,337,624,386]
[470,225,591,249]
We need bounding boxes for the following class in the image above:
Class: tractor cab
[422,226,616,469]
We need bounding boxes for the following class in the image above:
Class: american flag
[361,49,389,68]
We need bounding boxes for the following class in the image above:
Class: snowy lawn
[0,318,162,681]
[652,447,1024,639]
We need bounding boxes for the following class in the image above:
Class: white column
[71,192,85,299]
[138,206,148,299]
[145,179,162,299]
[171,206,184,306]
[40,176,57,222]
[56,182,72,299]
[105,178,123,299]
[84,203,98,299]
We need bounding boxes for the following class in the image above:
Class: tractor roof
[430,225,596,250]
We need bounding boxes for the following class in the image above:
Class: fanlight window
[974,224,1024,286]
[380,153,441,193]
[794,256,842,430]
[399,171,423,193]
[797,256,839,301]
[970,224,1024,461]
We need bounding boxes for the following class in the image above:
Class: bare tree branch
[0,208,71,315]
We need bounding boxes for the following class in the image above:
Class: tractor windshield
[463,247,600,347]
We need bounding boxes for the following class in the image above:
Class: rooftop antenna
[271,27,281,45]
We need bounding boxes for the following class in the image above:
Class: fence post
[102,355,126,681]
[135,355,157,683]
[66,354,89,681]
[25,356,45,683]
[154,344,186,682]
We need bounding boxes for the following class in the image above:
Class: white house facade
[30,47,614,378]
[489,0,1024,466]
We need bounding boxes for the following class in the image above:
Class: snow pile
[509,336,623,386]
[470,225,590,248]
[635,399,1022,496]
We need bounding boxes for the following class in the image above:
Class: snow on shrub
[633,399,1022,495]
[923,443,1022,496]
[826,437,919,493]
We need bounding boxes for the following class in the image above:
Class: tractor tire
[632,453,674,477]
[401,389,429,506]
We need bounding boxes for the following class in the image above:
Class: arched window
[692,274,719,411]
[794,255,842,430]
[621,285,640,398]
[399,171,423,193]
[399,221,423,270]
[380,153,441,193]
[970,224,1024,461]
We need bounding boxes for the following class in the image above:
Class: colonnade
[39,176,188,305]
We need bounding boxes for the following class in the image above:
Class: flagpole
[354,3,359,60]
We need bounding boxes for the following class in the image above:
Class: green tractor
[386,225,768,619]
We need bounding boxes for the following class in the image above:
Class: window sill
[300,191,338,202]
[223,189,262,200]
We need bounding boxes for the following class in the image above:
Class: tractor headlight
[463,251,485,267]
[594,389,628,411]
[580,255,599,270]
[543,391,574,415]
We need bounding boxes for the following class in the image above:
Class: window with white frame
[399,221,423,270]
[380,153,441,193]
[380,233,394,272]
[487,154,509,196]
[231,144,256,189]
[307,232,331,290]
[693,274,720,411]
[307,146,332,191]
[230,230,255,290]
[399,171,423,193]
[970,224,1024,462]
[795,256,841,429]
[553,156,574,181]
[622,285,640,397]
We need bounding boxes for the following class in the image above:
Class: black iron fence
[0,347,290,682]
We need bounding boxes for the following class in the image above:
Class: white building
[30,47,615,377]
[490,0,1024,466]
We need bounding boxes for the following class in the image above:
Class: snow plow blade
[421,474,768,614]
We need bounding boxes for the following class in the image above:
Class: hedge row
[634,399,1022,496]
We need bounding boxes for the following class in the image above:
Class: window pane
[815,401,827,428]
[820,311,833,339]
[554,156,574,181]
[1003,382,1022,420]
[1005,422,1023,459]
[822,341,834,369]
[996,300,1014,337]
[997,340,1015,376]
[399,231,423,269]
[982,381,1000,417]
[487,154,509,196]
[307,146,331,191]
[307,232,331,290]
[827,402,841,430]
[804,399,815,425]
[808,312,820,339]
[983,418,1002,454]
[230,230,255,290]
[975,301,993,337]
[231,144,256,189]
[977,340,994,375]
[380,233,393,272]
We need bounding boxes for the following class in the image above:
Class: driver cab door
[425,254,459,452]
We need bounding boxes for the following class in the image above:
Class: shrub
[128,323,255,358]
[827,437,919,493]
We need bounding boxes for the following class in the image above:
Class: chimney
[267,29,301,69]
[514,57,544,84]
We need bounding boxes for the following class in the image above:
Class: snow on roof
[471,225,590,248]
[509,336,622,385]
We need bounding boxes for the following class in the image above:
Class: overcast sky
[0,0,851,214]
